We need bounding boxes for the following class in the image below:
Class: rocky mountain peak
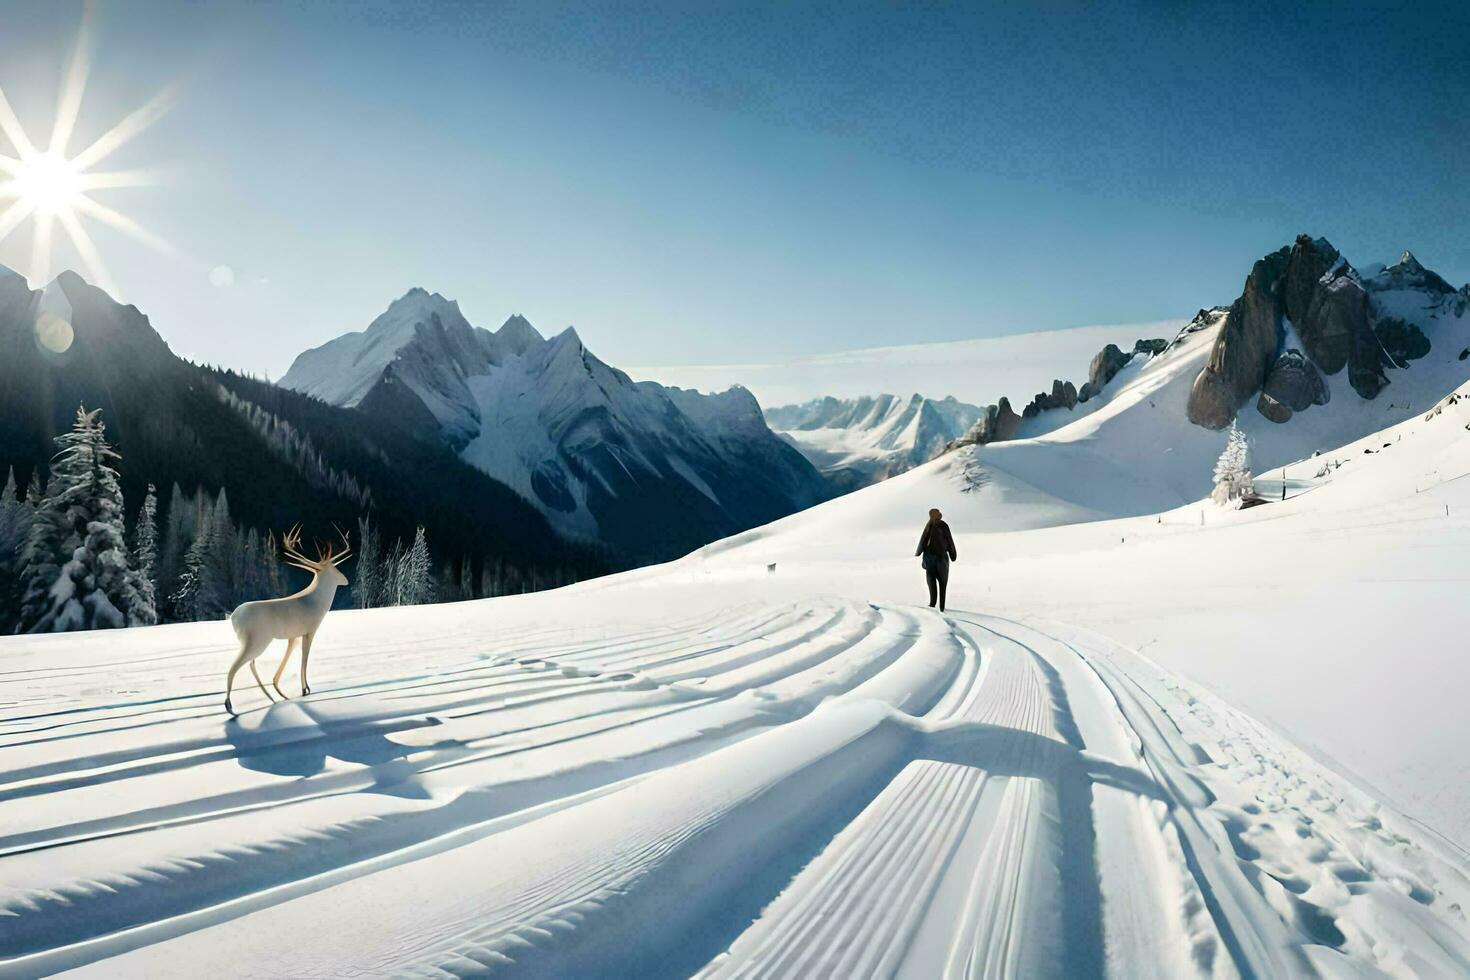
[495,314,543,355]
[546,326,584,356]
[1394,250,1424,273]
[1186,234,1445,429]
[1368,250,1456,296]
[379,287,464,326]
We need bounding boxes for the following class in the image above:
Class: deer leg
[300,632,314,696]
[225,634,268,714]
[225,662,241,715]
[272,637,300,699]
[250,660,277,703]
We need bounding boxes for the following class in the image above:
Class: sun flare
[13,152,83,216]
[0,3,177,294]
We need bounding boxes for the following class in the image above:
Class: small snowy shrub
[1211,422,1256,507]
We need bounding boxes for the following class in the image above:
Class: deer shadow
[223,698,450,798]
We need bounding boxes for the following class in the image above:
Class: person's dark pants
[924,555,950,611]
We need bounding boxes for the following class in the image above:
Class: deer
[224,525,351,715]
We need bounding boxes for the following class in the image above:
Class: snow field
[4,586,1467,976]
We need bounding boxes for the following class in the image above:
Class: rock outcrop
[1023,379,1078,418]
[1255,350,1329,424]
[953,334,1166,449]
[1186,235,1423,429]
[1078,344,1131,403]
[967,397,1023,444]
[1186,248,1289,429]
[1374,316,1431,366]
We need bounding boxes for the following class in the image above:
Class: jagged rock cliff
[1186,236,1437,429]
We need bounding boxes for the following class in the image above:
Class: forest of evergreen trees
[0,406,575,636]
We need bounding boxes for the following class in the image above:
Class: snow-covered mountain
[765,394,985,492]
[281,291,830,563]
[923,238,1470,521]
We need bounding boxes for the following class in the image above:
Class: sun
[0,3,178,295]
[13,152,83,216]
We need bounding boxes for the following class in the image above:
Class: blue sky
[1,1,1466,379]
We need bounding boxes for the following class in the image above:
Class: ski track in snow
[2,601,1469,978]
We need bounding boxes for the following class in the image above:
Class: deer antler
[280,524,318,571]
[329,523,352,566]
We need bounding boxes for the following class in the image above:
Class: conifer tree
[0,469,33,633]
[399,526,433,605]
[170,492,211,621]
[459,555,475,601]
[263,529,286,598]
[479,559,498,600]
[21,407,146,632]
[25,469,44,508]
[158,483,194,612]
[353,516,383,609]
[197,488,239,617]
[127,484,160,626]
[1211,421,1256,506]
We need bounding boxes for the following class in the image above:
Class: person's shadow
[223,699,451,798]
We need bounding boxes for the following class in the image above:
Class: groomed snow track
[2,600,1468,977]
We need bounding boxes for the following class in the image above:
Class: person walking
[915,508,957,612]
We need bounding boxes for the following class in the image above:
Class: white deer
[224,525,351,714]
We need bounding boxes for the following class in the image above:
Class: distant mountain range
[280,289,830,563]
[761,238,1470,499]
[765,394,984,492]
[5,233,1462,590]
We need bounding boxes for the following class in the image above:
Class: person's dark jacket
[915,520,957,561]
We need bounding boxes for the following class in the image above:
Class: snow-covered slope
[764,393,984,491]
[917,245,1470,524]
[5,390,1470,975]
[281,293,829,563]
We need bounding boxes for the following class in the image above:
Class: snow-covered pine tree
[19,472,64,631]
[158,483,194,613]
[400,526,433,605]
[0,469,34,633]
[21,407,147,632]
[381,539,403,606]
[353,516,382,609]
[170,491,212,621]
[196,488,240,618]
[126,484,159,626]
[25,470,44,508]
[1210,421,1256,507]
